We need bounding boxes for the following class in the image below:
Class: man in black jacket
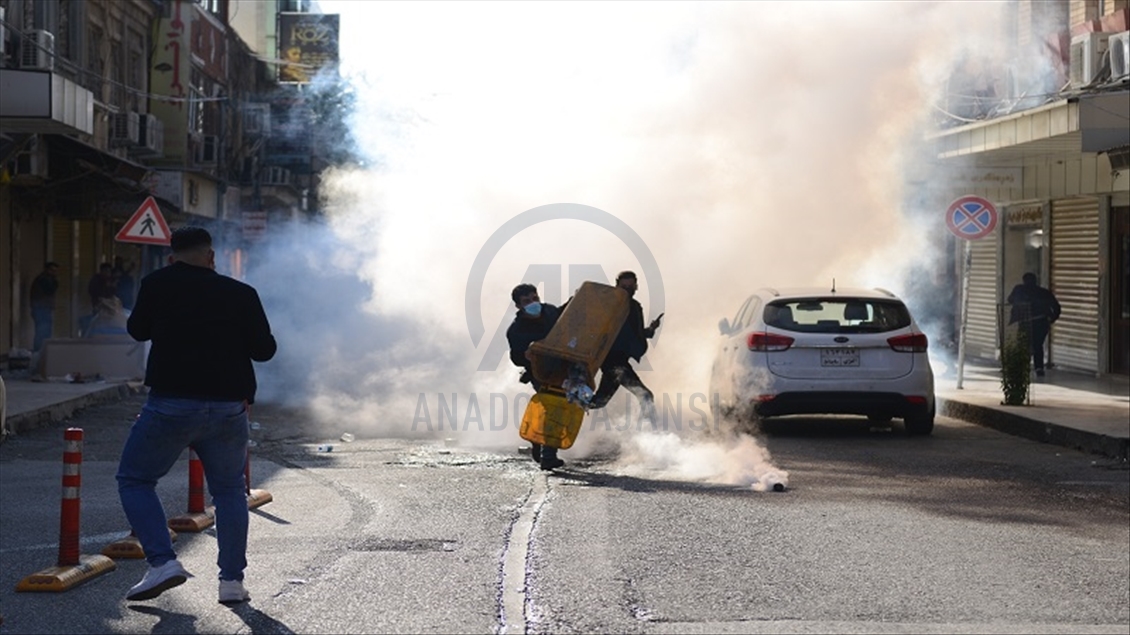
[506,283,563,469]
[116,227,276,604]
[29,262,60,351]
[590,271,662,421]
[1007,272,1061,377]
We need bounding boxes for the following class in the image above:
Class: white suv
[709,287,936,435]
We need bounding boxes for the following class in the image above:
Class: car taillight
[888,333,928,353]
[748,332,795,352]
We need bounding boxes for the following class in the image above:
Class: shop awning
[930,90,1130,167]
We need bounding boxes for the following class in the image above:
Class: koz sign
[465,203,664,372]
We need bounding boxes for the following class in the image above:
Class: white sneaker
[218,579,250,604]
[126,560,192,601]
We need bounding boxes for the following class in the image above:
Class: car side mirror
[718,318,731,335]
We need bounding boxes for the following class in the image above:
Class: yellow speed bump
[16,554,117,592]
[101,528,178,560]
[168,506,215,533]
[247,489,273,510]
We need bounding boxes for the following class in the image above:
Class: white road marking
[498,472,549,635]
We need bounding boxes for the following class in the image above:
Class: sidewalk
[2,364,1128,460]
[0,371,142,440]
[935,362,1129,462]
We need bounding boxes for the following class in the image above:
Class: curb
[2,383,140,441]
[939,398,1130,462]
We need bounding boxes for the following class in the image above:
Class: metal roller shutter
[966,233,999,361]
[1050,198,1100,373]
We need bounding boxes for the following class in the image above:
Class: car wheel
[867,414,893,424]
[904,407,934,436]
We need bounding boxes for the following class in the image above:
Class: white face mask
[524,302,542,317]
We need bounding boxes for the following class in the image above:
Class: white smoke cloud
[249,2,1005,464]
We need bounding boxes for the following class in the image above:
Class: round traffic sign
[945,195,998,240]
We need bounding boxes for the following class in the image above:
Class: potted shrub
[1001,327,1031,405]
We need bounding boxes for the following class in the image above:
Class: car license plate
[821,348,860,367]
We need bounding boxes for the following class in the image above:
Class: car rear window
[763,298,911,333]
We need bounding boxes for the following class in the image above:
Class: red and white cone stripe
[58,428,83,567]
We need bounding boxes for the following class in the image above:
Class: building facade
[930,0,1130,377]
[1,0,328,364]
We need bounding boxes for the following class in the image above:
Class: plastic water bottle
[317,444,333,452]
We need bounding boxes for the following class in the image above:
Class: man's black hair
[616,271,637,282]
[45,262,59,269]
[1022,272,1038,285]
[99,262,113,272]
[171,227,213,252]
[511,283,537,304]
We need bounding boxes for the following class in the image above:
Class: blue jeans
[32,307,52,351]
[117,396,249,581]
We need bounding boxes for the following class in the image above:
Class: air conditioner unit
[136,113,164,156]
[110,111,141,146]
[195,135,219,166]
[1110,31,1130,80]
[20,29,55,71]
[1070,31,1113,87]
[262,166,291,186]
[243,104,271,136]
[8,137,49,181]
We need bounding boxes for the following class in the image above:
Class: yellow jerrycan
[519,389,586,450]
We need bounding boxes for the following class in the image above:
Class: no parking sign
[946,195,998,240]
[947,194,999,390]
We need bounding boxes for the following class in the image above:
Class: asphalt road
[0,394,1127,634]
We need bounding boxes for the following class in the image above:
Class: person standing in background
[1007,272,1061,378]
[29,262,60,352]
[114,256,137,310]
[88,262,115,309]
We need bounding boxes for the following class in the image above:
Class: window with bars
[189,88,203,135]
[58,0,73,61]
[86,25,104,95]
[110,39,123,107]
[128,29,144,111]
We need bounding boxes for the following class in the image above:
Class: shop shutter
[965,231,1000,361]
[1050,198,1100,373]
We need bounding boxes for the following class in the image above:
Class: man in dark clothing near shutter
[116,227,276,605]
[1007,272,1062,377]
[590,271,662,422]
[29,262,60,351]
[506,283,562,469]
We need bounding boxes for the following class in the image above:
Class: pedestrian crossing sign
[116,196,171,245]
